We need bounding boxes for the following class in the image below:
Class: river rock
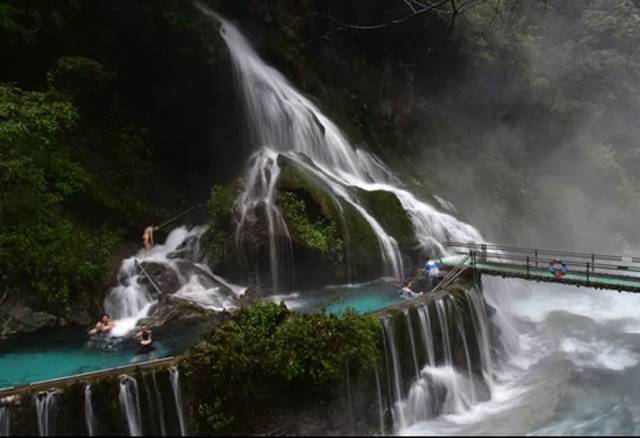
[138,261,181,295]
[0,300,57,342]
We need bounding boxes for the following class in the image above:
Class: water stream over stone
[35,389,61,437]
[0,400,9,437]
[119,375,143,436]
[84,384,96,436]
[169,367,187,436]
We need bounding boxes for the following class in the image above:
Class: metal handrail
[445,241,639,262]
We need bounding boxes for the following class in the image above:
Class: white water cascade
[103,226,241,337]
[84,384,96,436]
[196,5,483,291]
[119,375,143,436]
[378,289,499,433]
[0,400,9,437]
[152,371,167,436]
[35,389,61,437]
[169,367,187,436]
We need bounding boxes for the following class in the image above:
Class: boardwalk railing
[444,241,640,284]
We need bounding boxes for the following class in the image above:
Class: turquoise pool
[0,319,207,388]
[272,280,407,315]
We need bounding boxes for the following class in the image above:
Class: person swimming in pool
[89,314,115,336]
[137,324,153,346]
[135,324,156,355]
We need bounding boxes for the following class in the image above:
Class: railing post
[586,262,590,285]
[534,250,538,267]
[526,256,530,278]
[482,244,487,263]
[591,254,595,275]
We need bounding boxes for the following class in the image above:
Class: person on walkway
[399,281,420,299]
[561,260,569,276]
[89,314,115,335]
[424,258,442,291]
[142,225,155,253]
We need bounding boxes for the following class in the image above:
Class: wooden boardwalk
[441,242,640,293]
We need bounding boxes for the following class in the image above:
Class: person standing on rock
[143,225,155,253]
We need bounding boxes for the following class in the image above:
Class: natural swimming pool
[269,280,407,315]
[0,319,208,388]
[0,282,405,388]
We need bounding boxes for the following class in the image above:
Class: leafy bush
[207,184,237,258]
[281,191,343,264]
[181,302,382,434]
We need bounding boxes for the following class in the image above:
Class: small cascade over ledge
[377,286,500,434]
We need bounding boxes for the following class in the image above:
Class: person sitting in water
[136,324,153,346]
[399,281,420,299]
[135,324,156,355]
[89,313,115,335]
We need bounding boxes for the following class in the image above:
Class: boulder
[0,300,57,342]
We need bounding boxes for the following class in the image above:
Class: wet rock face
[138,261,181,295]
[0,300,57,342]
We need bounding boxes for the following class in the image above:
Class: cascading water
[381,316,407,430]
[35,389,61,437]
[0,400,9,437]
[152,371,167,436]
[196,5,483,291]
[403,310,420,381]
[377,289,501,434]
[169,367,187,436]
[417,306,436,367]
[103,226,241,336]
[119,375,143,436]
[84,384,96,436]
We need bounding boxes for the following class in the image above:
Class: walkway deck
[441,242,640,293]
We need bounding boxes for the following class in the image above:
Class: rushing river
[398,277,640,436]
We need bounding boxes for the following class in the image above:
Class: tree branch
[317,0,451,31]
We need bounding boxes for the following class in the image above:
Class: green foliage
[207,184,236,258]
[0,83,119,309]
[281,191,343,264]
[180,302,382,434]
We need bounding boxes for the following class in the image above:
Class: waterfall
[35,389,61,437]
[417,306,436,367]
[374,369,385,436]
[119,375,143,436]
[381,316,406,429]
[84,384,96,436]
[195,5,483,290]
[435,300,453,366]
[404,310,420,381]
[456,317,477,403]
[169,367,187,436]
[152,371,167,436]
[0,400,9,437]
[102,226,240,336]
[465,288,494,385]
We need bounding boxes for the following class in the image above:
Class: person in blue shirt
[424,259,442,291]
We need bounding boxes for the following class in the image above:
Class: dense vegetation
[180,302,382,434]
